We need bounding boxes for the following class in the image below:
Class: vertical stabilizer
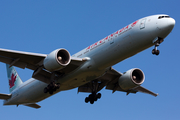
[6,64,23,93]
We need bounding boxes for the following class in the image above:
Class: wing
[0,48,87,83]
[78,68,158,97]
[78,68,121,93]
[0,48,47,70]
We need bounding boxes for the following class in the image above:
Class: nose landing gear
[152,42,160,55]
[152,37,164,56]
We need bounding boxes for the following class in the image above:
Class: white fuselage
[4,14,175,105]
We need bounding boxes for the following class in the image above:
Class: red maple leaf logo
[9,73,17,88]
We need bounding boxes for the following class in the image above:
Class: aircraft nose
[167,18,175,29]
[157,17,175,38]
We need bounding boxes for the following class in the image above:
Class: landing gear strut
[44,81,60,95]
[84,81,102,104]
[152,42,160,55]
[152,37,164,56]
[44,72,60,95]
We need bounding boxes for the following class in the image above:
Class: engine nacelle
[43,49,71,71]
[118,68,145,90]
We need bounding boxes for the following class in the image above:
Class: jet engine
[43,49,71,71]
[118,68,145,90]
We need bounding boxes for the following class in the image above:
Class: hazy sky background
[0,1,179,120]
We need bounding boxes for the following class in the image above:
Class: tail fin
[6,64,23,93]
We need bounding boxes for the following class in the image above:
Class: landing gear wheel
[152,49,160,55]
[44,87,48,93]
[152,38,163,56]
[97,93,101,99]
[53,87,57,92]
[44,82,60,95]
[56,83,60,89]
[156,50,160,55]
[49,90,53,95]
[84,81,103,104]
[85,97,89,103]
[85,93,102,104]
[94,97,98,101]
[90,100,94,104]
[152,49,155,55]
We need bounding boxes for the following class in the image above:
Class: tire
[53,88,57,92]
[49,90,53,95]
[156,50,160,55]
[97,93,101,99]
[44,87,48,93]
[94,96,98,101]
[152,49,155,54]
[89,94,93,99]
[56,83,60,89]
[85,97,89,103]
[90,100,94,104]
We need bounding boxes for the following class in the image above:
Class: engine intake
[43,49,71,71]
[118,68,145,90]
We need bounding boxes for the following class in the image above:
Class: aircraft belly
[57,68,106,90]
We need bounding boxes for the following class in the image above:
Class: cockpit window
[158,16,170,19]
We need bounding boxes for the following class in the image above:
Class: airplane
[0,14,175,109]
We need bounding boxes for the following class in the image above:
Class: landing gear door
[140,18,146,29]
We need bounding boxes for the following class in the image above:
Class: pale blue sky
[0,1,179,120]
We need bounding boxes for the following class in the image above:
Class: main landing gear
[84,81,102,104]
[44,73,60,95]
[152,37,164,56]
[44,81,60,95]
[85,92,101,104]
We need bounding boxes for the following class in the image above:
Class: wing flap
[78,68,121,93]
[32,57,88,84]
[0,48,47,70]
[0,48,89,84]
[78,67,158,97]
[133,86,158,97]
[0,56,29,69]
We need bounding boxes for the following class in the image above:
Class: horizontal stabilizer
[0,93,11,100]
[23,103,41,109]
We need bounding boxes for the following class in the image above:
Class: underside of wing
[32,57,88,84]
[133,86,158,97]
[78,68,158,97]
[0,48,88,84]
[78,68,121,93]
[105,68,158,96]
[0,48,47,70]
